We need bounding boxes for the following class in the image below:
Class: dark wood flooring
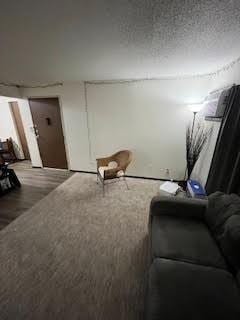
[0,161,72,231]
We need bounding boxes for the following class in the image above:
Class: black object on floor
[0,164,21,194]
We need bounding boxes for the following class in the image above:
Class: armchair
[96,150,132,195]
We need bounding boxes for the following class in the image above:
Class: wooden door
[28,98,68,169]
[9,101,31,160]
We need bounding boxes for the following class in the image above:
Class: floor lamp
[183,103,203,183]
[188,103,203,139]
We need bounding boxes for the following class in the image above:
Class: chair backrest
[1,139,13,152]
[113,150,132,171]
[1,141,8,151]
[7,139,14,152]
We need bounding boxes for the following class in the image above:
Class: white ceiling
[1,0,240,85]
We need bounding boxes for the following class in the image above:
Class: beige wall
[3,62,239,181]
[86,79,210,179]
[21,78,211,179]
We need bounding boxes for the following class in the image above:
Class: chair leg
[96,173,99,184]
[102,181,105,196]
[123,176,129,190]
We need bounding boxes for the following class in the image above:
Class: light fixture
[188,103,203,113]
[187,103,203,142]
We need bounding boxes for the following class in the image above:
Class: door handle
[46,117,52,125]
[33,124,39,139]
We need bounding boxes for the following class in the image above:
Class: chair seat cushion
[146,258,240,320]
[150,215,226,269]
[98,166,109,178]
[98,161,118,178]
[98,160,124,179]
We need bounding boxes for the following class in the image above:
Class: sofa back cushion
[237,271,240,286]
[205,192,240,272]
[219,214,240,271]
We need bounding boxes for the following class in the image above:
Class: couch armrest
[150,195,208,221]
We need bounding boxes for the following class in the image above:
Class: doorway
[9,101,30,160]
[28,98,68,169]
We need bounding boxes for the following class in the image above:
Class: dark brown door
[29,98,68,169]
[9,101,31,160]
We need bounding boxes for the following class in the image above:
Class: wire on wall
[85,55,240,85]
[0,55,240,88]
[0,82,63,88]
[19,82,63,88]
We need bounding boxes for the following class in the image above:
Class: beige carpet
[0,173,159,320]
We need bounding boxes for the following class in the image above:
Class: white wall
[21,78,211,179]
[86,79,211,179]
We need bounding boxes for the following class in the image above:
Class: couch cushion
[205,192,240,235]
[146,258,240,320]
[220,214,240,272]
[150,215,226,269]
[205,192,240,272]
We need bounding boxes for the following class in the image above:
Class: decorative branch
[186,121,212,179]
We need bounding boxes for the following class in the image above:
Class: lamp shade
[188,103,203,113]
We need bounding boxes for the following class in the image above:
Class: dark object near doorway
[0,138,17,163]
[0,164,21,194]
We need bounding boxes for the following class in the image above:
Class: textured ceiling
[1,0,240,84]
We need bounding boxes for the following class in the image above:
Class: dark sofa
[145,192,240,320]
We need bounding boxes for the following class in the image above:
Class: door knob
[33,124,39,138]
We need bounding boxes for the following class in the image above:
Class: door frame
[9,101,31,160]
[28,95,70,170]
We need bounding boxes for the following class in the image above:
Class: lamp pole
[191,111,197,142]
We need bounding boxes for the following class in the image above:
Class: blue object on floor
[187,179,206,198]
